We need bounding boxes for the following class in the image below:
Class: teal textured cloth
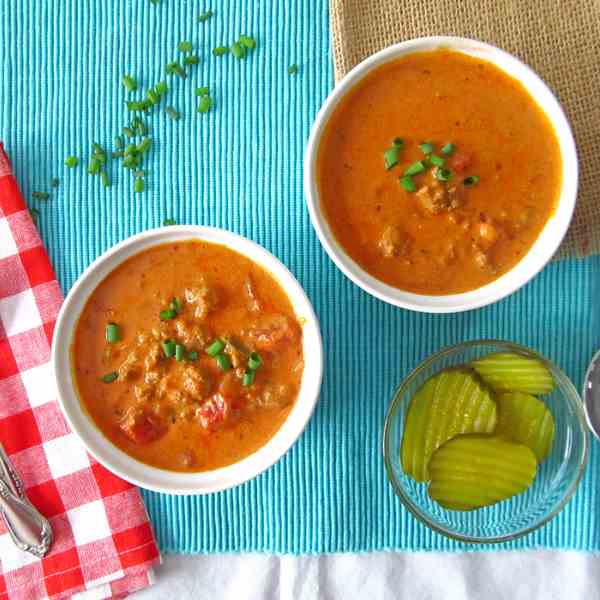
[2,0,599,553]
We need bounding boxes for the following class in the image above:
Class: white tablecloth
[136,551,600,599]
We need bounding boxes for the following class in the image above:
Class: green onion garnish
[419,141,434,155]
[122,75,138,92]
[100,170,111,188]
[133,119,147,136]
[441,143,455,156]
[162,339,176,358]
[88,157,101,175]
[242,370,256,386]
[50,178,60,188]
[170,297,182,312]
[400,175,416,192]
[101,371,119,383]
[123,126,135,138]
[64,156,79,168]
[384,147,400,170]
[428,155,445,168]
[106,322,120,343]
[215,353,232,371]
[434,167,453,182]
[186,350,198,361]
[126,100,145,112]
[247,352,263,370]
[166,62,186,78]
[92,143,105,156]
[155,80,168,95]
[147,89,160,105]
[392,137,404,148]
[197,96,213,113]
[124,143,137,156]
[239,35,256,49]
[288,64,299,75]
[175,344,185,362]
[184,55,200,65]
[231,42,246,59]
[463,175,480,187]
[165,106,181,121]
[30,207,40,223]
[163,218,176,226]
[198,9,214,22]
[122,155,137,169]
[137,137,152,154]
[206,338,226,357]
[178,40,193,53]
[160,309,177,321]
[195,86,209,97]
[31,191,50,200]
[134,178,145,193]
[404,160,428,176]
[212,46,229,56]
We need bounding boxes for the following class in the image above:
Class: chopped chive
[133,169,145,178]
[122,75,138,92]
[441,143,455,156]
[163,218,176,226]
[383,147,400,170]
[247,352,263,370]
[186,350,198,361]
[288,64,299,75]
[178,40,193,53]
[175,343,185,362]
[147,89,160,105]
[88,157,101,175]
[137,137,152,154]
[114,135,124,150]
[165,106,181,120]
[197,96,213,113]
[31,191,50,200]
[100,170,111,188]
[92,142,106,158]
[122,155,137,169]
[419,141,434,155]
[162,339,176,358]
[184,55,200,65]
[124,143,137,156]
[30,207,40,223]
[50,178,60,188]
[123,126,135,138]
[160,308,177,321]
[215,353,232,371]
[170,297,182,312]
[105,322,120,343]
[400,175,416,192]
[134,178,145,193]
[65,155,79,168]
[212,46,229,57]
[101,371,119,383]
[242,370,256,386]
[134,119,147,136]
[198,9,214,22]
[238,35,256,49]
[429,155,445,168]
[206,338,226,357]
[195,86,209,97]
[126,100,145,112]
[434,167,453,182]
[404,160,428,176]
[166,62,186,78]
[155,80,168,95]
[231,42,245,59]
[463,175,480,187]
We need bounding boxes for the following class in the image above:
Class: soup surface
[72,240,304,472]
[317,50,562,295]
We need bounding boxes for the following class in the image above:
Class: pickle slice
[428,436,537,510]
[471,352,555,395]
[496,391,555,462]
[401,369,497,482]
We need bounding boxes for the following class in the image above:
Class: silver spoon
[583,349,600,441]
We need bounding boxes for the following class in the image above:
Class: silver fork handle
[0,479,53,558]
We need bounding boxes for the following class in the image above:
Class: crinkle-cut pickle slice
[496,391,555,462]
[401,368,497,482]
[471,352,555,395]
[428,436,537,511]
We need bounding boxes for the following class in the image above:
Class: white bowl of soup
[304,37,578,312]
[52,226,323,494]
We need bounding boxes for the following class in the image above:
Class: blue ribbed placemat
[2,0,599,553]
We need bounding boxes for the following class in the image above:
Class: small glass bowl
[383,340,589,543]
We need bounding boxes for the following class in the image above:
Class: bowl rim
[51,225,324,495]
[382,339,589,544]
[303,36,579,313]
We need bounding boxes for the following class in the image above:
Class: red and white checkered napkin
[0,145,160,599]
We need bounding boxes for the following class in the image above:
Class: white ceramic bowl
[304,36,578,313]
[52,226,323,495]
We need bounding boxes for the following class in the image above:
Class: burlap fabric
[329,0,600,258]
